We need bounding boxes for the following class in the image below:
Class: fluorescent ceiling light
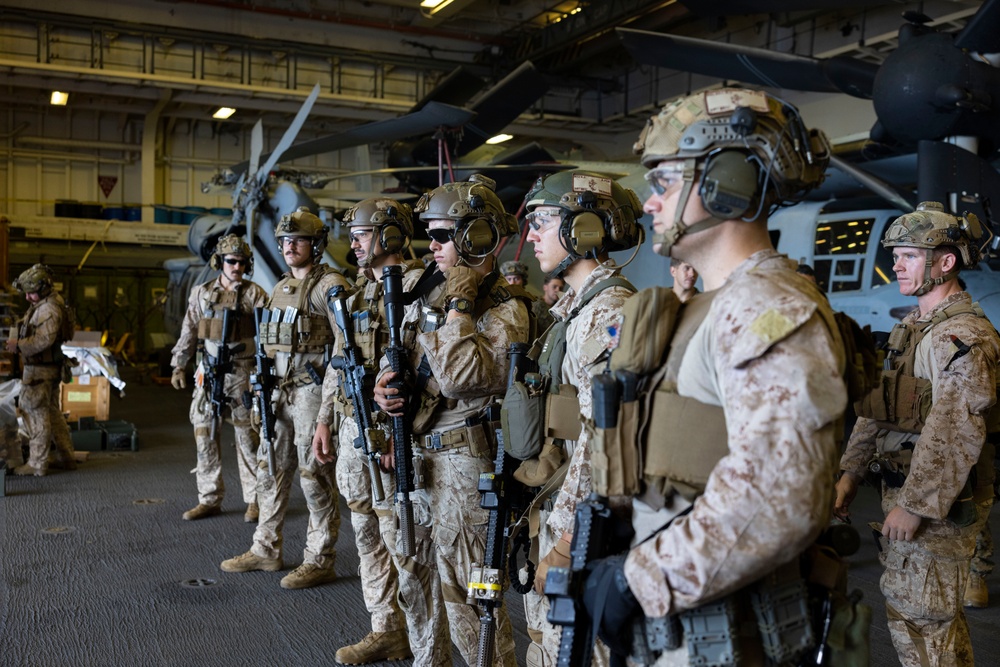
[213,107,236,120]
[420,0,455,13]
[486,134,514,145]
[50,91,69,106]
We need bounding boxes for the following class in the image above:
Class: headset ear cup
[456,218,499,257]
[564,210,606,257]
[209,254,221,270]
[699,151,760,220]
[380,224,405,254]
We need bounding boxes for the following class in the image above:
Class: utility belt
[422,417,496,459]
[632,537,866,666]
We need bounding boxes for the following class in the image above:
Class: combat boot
[335,630,412,664]
[220,550,283,573]
[12,464,45,477]
[964,574,989,608]
[280,563,337,589]
[182,503,221,521]
[244,502,259,523]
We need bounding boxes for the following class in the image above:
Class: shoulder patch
[750,309,797,346]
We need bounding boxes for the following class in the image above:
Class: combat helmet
[275,206,329,258]
[342,198,414,267]
[883,201,986,295]
[635,87,830,256]
[500,260,529,281]
[414,174,517,259]
[209,233,254,274]
[14,264,54,297]
[525,170,644,276]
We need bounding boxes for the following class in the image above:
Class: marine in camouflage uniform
[313,199,419,664]
[221,207,349,590]
[8,264,76,476]
[170,234,267,521]
[374,176,530,667]
[517,170,644,667]
[531,275,563,334]
[577,89,851,666]
[837,202,1000,667]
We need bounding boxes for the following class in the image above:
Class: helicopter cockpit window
[812,217,874,293]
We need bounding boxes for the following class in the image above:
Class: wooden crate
[60,376,110,422]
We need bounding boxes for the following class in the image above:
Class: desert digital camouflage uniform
[379,270,529,667]
[15,291,75,471]
[622,251,846,665]
[250,265,349,568]
[841,290,999,667]
[315,265,425,637]
[524,261,633,666]
[170,277,267,508]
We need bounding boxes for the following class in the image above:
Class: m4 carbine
[327,285,385,502]
[248,307,277,476]
[203,307,241,442]
[382,265,415,557]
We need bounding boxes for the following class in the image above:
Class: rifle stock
[205,307,238,442]
[469,342,537,667]
[382,265,415,557]
[250,307,278,476]
[327,285,385,503]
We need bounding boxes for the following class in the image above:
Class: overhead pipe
[16,136,141,153]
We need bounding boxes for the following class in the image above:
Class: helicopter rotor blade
[616,28,878,99]
[954,0,1000,53]
[256,83,322,185]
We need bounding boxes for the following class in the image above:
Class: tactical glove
[171,367,187,390]
[581,553,641,657]
[533,536,571,594]
[444,265,480,304]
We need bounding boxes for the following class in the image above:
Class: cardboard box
[60,375,110,422]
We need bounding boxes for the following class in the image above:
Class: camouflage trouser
[523,506,610,667]
[189,363,259,507]
[423,445,517,667]
[20,376,74,471]
[881,487,977,667]
[251,382,339,568]
[337,417,404,633]
[971,497,994,578]
[381,488,451,667]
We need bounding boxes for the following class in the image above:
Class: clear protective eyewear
[279,236,312,248]
[644,165,686,196]
[349,229,374,244]
[525,209,563,232]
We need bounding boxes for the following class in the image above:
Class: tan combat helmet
[634,87,830,256]
[883,201,987,295]
[524,170,645,275]
[13,264,54,297]
[414,174,517,259]
[342,198,414,267]
[274,206,329,258]
[210,233,254,274]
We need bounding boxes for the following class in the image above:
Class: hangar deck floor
[2,368,999,666]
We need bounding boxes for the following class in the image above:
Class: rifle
[468,342,538,667]
[326,284,386,503]
[382,264,415,557]
[546,370,634,667]
[203,307,241,442]
[248,307,278,476]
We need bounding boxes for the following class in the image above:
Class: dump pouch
[501,380,545,460]
[544,384,581,441]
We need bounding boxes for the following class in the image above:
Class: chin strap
[652,158,728,258]
[914,249,959,296]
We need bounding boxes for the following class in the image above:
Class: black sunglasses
[224,258,248,266]
[427,228,454,244]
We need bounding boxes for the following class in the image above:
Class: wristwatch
[447,298,473,314]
